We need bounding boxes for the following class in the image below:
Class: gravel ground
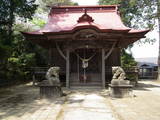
[108,80,160,120]
[0,80,160,120]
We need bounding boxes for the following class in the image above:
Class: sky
[72,0,159,59]
[131,29,159,58]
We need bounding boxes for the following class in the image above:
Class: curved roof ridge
[50,5,119,8]
[50,5,118,15]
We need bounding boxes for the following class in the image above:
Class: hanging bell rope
[74,50,97,69]
[74,51,97,62]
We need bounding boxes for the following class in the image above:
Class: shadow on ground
[0,85,64,120]
[134,82,160,91]
[2,81,157,119]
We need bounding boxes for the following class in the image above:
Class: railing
[31,67,49,74]
[30,66,140,85]
[123,67,139,73]
[123,67,139,82]
[30,67,48,85]
[105,66,139,74]
[105,66,139,82]
[30,67,66,85]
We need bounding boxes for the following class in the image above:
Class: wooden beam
[56,42,67,60]
[105,42,116,60]
[102,48,105,89]
[66,49,70,88]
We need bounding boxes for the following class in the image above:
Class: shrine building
[22,5,149,88]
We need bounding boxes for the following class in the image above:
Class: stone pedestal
[38,80,63,98]
[109,84,133,98]
[110,66,134,98]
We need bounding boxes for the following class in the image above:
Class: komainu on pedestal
[109,66,133,98]
[38,67,63,98]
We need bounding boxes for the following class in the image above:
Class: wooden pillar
[48,47,52,66]
[102,48,105,89]
[66,49,70,88]
[117,48,121,66]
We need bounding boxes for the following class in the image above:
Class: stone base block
[39,86,63,98]
[38,80,63,98]
[109,84,133,98]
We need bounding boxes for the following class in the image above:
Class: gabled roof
[22,5,149,48]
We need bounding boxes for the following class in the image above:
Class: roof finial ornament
[85,9,87,14]
[77,8,94,23]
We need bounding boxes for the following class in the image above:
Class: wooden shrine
[22,5,149,88]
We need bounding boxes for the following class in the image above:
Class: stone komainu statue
[112,66,126,80]
[111,66,129,85]
[46,67,60,84]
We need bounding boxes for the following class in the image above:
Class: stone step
[70,86,102,89]
[70,82,102,87]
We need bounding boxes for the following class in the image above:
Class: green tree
[0,0,37,57]
[98,0,138,68]
[30,0,79,64]
[99,0,157,29]
[31,0,78,29]
[121,50,137,67]
[157,0,160,80]
[0,0,37,85]
[0,0,37,44]
[99,0,158,64]
[39,0,78,8]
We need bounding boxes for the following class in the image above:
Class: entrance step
[70,82,102,88]
[70,86,102,89]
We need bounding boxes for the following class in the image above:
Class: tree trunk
[7,0,14,45]
[158,19,160,80]
[157,0,160,80]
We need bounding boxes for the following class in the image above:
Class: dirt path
[0,84,117,120]
[57,90,117,120]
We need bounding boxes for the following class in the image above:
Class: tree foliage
[121,50,137,67]
[0,0,37,85]
[99,0,157,29]
[0,0,37,41]
[31,0,78,29]
[0,0,78,85]
[40,0,78,6]
[99,0,159,68]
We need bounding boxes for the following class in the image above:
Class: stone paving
[0,80,160,120]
